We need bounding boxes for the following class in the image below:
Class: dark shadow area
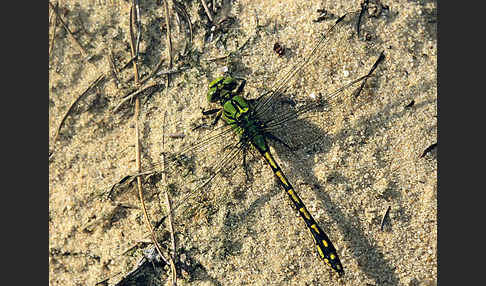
[215,78,436,284]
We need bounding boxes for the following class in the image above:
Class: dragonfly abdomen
[207,76,344,275]
[259,148,345,276]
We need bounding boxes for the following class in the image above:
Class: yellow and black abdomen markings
[261,150,344,276]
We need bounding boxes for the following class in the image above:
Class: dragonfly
[112,7,385,278]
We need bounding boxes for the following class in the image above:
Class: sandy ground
[49,0,437,285]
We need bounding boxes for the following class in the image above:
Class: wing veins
[253,13,356,119]
[166,138,248,218]
[264,51,385,130]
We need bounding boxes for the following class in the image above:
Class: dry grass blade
[113,81,158,112]
[118,55,138,72]
[48,1,55,25]
[50,74,105,156]
[139,63,190,86]
[139,2,192,85]
[203,36,252,62]
[133,0,142,57]
[157,3,178,283]
[162,111,177,286]
[108,49,121,87]
[163,0,173,89]
[172,1,193,54]
[142,58,164,84]
[48,1,89,59]
[129,2,140,84]
[200,0,213,22]
[48,1,59,61]
[127,1,172,279]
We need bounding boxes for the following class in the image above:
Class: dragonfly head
[207,76,238,104]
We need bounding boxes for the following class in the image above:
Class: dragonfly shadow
[289,96,433,284]
[276,101,401,284]
[223,90,436,283]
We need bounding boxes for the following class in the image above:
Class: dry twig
[50,74,105,155]
[108,49,121,87]
[127,3,174,283]
[200,0,213,22]
[113,81,158,112]
[163,0,174,88]
[50,52,138,159]
[48,1,59,61]
[162,111,178,286]
[48,1,89,60]
[140,58,165,85]
[172,1,193,55]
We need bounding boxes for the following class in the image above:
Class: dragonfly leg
[235,79,247,95]
[193,109,223,130]
[209,109,223,127]
[202,108,221,116]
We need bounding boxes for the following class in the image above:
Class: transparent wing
[262,51,385,133]
[252,10,384,129]
[107,119,253,226]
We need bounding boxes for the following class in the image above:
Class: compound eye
[207,87,220,103]
[207,77,237,103]
[209,77,225,89]
[223,77,237,91]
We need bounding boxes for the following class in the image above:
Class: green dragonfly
[201,60,383,277]
[114,8,384,277]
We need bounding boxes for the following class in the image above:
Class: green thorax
[207,76,268,152]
